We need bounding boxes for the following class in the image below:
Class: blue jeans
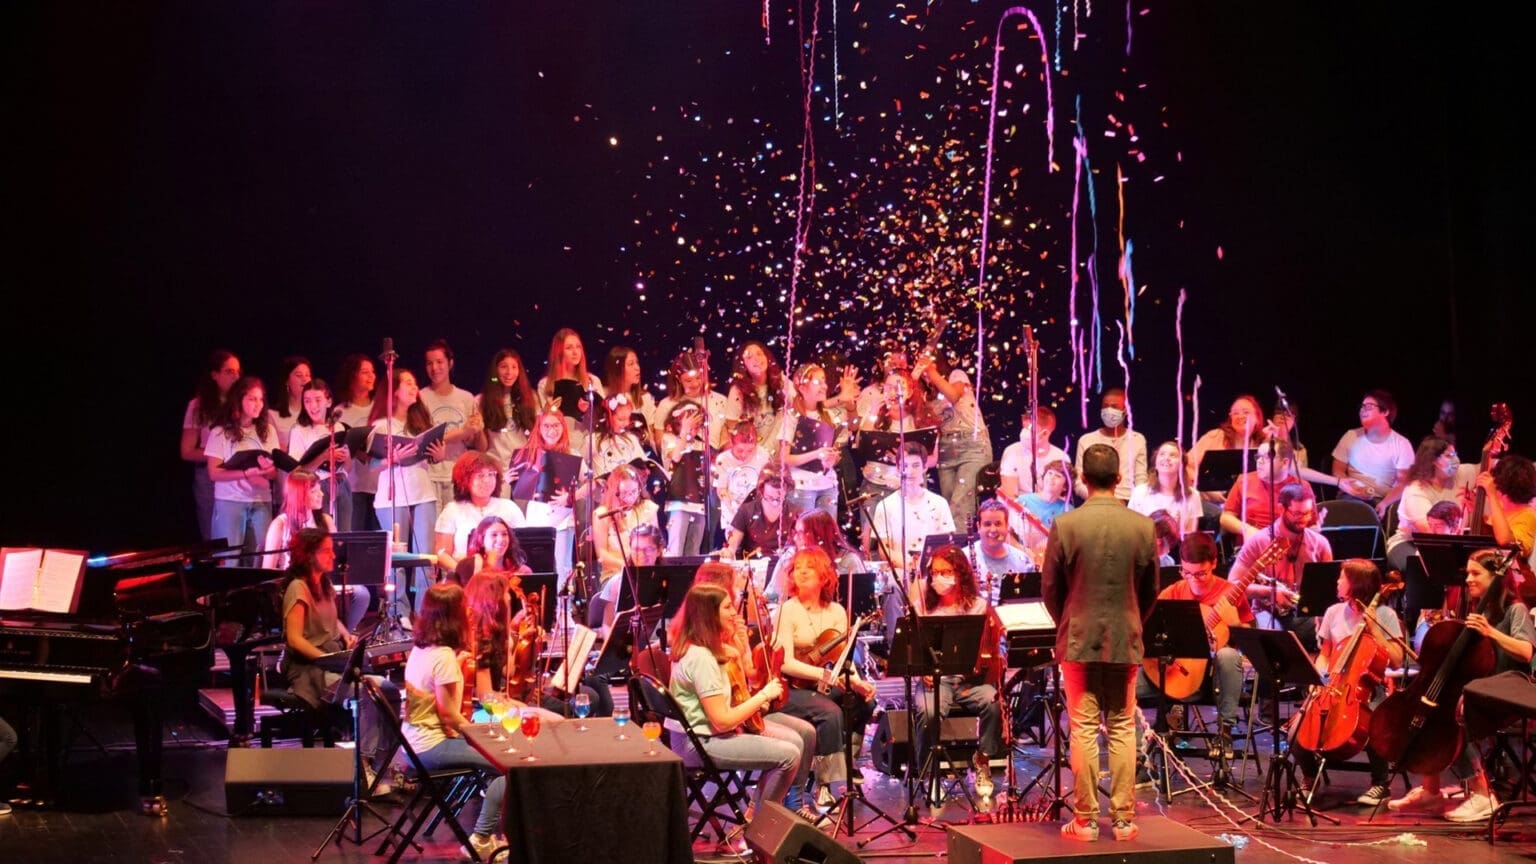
[211,499,272,567]
[1135,646,1245,749]
[554,526,574,585]
[681,715,811,813]
[416,736,506,837]
[663,509,707,557]
[937,433,993,527]
[786,486,838,520]
[915,675,1002,758]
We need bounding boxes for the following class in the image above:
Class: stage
[3,696,1534,864]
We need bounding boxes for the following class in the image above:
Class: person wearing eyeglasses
[1134,533,1254,766]
[1218,439,1306,542]
[1230,484,1332,648]
[1331,389,1414,516]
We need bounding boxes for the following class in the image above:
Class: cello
[1368,573,1499,774]
[1463,403,1512,536]
[1291,574,1403,761]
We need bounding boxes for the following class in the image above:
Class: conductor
[1041,443,1159,842]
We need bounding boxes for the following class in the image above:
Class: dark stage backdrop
[3,2,1530,552]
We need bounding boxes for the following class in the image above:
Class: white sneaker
[1387,786,1444,812]
[1443,792,1497,823]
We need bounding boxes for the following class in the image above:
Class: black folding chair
[627,674,758,843]
[362,679,493,864]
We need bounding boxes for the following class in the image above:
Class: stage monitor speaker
[871,709,981,776]
[745,801,862,864]
[224,748,353,817]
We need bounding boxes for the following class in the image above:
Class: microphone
[379,337,398,364]
[594,503,636,519]
[329,405,346,424]
[1023,325,1035,348]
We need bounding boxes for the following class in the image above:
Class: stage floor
[2,700,1535,864]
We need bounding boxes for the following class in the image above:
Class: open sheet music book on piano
[0,547,89,614]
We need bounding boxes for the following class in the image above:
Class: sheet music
[994,600,1054,631]
[34,550,87,613]
[551,624,596,694]
[0,548,43,611]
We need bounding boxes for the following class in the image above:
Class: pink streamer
[1115,321,1132,430]
[974,5,1057,423]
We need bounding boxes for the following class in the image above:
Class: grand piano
[0,542,281,815]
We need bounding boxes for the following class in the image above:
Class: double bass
[1463,403,1513,536]
[1291,575,1403,761]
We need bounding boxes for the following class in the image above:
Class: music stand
[1226,626,1334,826]
[1139,600,1214,800]
[836,571,880,619]
[1412,532,1498,620]
[313,636,389,856]
[1296,562,1342,618]
[1157,565,1183,593]
[590,604,667,680]
[918,532,977,576]
[512,527,557,575]
[888,614,987,812]
[624,563,696,620]
[513,572,559,630]
[1321,526,1380,560]
[996,572,1041,603]
[1197,449,1249,493]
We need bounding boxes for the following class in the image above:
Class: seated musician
[724,473,792,561]
[967,500,1034,605]
[1472,453,1536,555]
[592,463,660,599]
[1388,548,1536,821]
[1231,483,1331,651]
[1218,440,1305,542]
[264,470,369,632]
[1330,389,1414,515]
[910,545,1003,797]
[1011,459,1073,560]
[1294,559,1405,806]
[997,405,1069,499]
[872,442,956,578]
[1384,437,1464,572]
[463,571,605,720]
[668,583,814,823]
[279,528,399,789]
[774,548,878,800]
[771,509,867,601]
[594,523,663,639]
[687,563,817,816]
[402,584,511,859]
[1135,533,1252,762]
[452,516,533,584]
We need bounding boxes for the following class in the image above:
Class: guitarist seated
[774,548,878,798]
[1135,533,1254,762]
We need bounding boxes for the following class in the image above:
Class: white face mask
[931,575,957,596]
[1100,407,1125,429]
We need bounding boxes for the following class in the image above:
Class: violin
[1291,575,1402,760]
[741,567,787,711]
[506,579,545,704]
[723,656,765,734]
[790,610,882,694]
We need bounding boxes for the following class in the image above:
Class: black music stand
[590,604,667,681]
[836,571,880,620]
[1296,562,1343,618]
[624,563,696,620]
[1197,449,1249,493]
[1413,532,1498,606]
[1227,626,1334,826]
[312,636,389,857]
[890,614,988,812]
[996,572,1041,603]
[512,527,558,574]
[1140,600,1217,800]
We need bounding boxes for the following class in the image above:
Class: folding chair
[362,679,489,864]
[627,674,757,843]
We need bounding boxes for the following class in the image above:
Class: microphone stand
[1024,326,1040,492]
[379,337,405,622]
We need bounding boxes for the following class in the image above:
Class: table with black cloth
[463,717,691,863]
